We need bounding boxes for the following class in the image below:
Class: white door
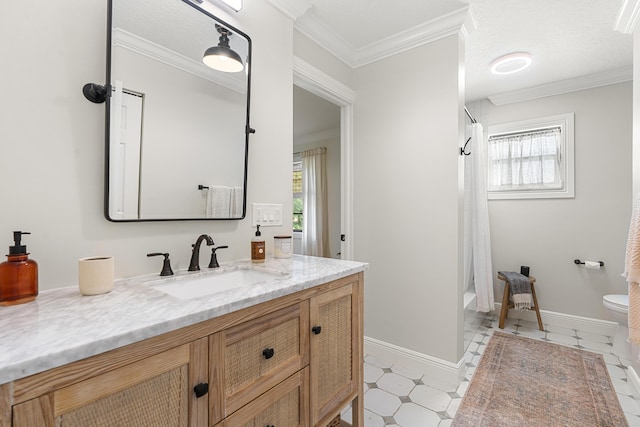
[109,81,143,220]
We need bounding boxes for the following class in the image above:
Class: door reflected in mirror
[106,0,251,221]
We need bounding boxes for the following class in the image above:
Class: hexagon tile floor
[341,313,640,427]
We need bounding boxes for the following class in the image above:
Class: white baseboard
[364,336,464,391]
[494,302,618,336]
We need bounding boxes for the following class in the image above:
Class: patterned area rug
[452,331,628,427]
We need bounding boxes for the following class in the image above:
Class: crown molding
[295,15,358,67]
[460,6,478,41]
[488,66,633,106]
[263,0,312,21]
[295,6,472,69]
[615,0,640,33]
[354,7,473,67]
[113,28,246,93]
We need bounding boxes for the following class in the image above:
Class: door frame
[293,57,356,260]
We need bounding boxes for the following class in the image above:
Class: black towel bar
[198,185,209,190]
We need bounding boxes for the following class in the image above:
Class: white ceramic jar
[273,236,292,259]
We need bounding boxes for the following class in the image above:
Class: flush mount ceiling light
[203,24,244,73]
[490,52,532,75]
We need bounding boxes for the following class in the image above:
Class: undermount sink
[149,267,288,300]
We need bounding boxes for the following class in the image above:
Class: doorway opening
[292,57,356,260]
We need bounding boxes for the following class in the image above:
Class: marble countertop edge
[0,256,367,384]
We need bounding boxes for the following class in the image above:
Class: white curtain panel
[464,123,495,312]
[488,128,562,191]
[302,147,329,257]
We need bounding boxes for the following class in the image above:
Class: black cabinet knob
[263,347,275,359]
[312,326,322,335]
[194,382,209,398]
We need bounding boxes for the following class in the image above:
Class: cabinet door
[13,339,208,427]
[210,302,309,423]
[309,282,361,426]
[215,368,308,427]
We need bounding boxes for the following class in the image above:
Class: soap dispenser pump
[251,225,265,263]
[0,231,39,306]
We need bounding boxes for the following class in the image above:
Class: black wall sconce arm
[82,83,109,104]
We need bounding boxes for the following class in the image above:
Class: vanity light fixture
[490,52,532,75]
[191,0,242,12]
[218,0,242,12]
[203,24,244,72]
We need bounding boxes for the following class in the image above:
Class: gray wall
[469,81,633,320]
[1,0,295,288]
[353,35,466,363]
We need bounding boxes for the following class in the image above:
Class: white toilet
[602,294,630,360]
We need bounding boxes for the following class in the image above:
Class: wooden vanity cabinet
[214,369,309,427]
[209,302,309,424]
[11,338,208,427]
[1,273,364,427]
[310,283,361,427]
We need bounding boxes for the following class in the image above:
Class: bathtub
[464,291,476,310]
[463,291,484,352]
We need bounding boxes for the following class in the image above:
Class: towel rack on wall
[574,259,604,266]
[198,185,209,190]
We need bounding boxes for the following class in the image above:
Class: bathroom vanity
[0,256,367,427]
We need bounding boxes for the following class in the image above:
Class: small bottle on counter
[0,231,38,306]
[251,225,265,263]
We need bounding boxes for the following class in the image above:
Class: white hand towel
[230,186,244,218]
[206,186,231,218]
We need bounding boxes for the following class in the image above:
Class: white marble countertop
[0,255,367,384]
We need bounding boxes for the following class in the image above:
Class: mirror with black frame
[106,0,251,221]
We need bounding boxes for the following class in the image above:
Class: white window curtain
[302,147,329,257]
[488,127,562,192]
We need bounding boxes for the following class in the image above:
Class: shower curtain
[464,123,495,312]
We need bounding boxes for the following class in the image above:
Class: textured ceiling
[307,0,464,49]
[296,0,633,102]
[465,0,632,101]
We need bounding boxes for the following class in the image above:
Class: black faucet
[147,252,174,276]
[208,245,229,268]
[188,234,215,271]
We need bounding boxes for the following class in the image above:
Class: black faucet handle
[147,252,174,276]
[208,245,229,269]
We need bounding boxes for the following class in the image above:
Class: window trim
[487,113,575,200]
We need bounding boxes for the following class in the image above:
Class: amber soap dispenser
[251,225,265,263]
[0,231,38,306]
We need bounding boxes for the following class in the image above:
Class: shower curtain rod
[464,106,477,124]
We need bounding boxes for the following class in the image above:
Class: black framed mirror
[105,0,252,221]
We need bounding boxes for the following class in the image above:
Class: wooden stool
[498,273,544,331]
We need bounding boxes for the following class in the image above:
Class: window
[293,155,303,231]
[487,113,574,200]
